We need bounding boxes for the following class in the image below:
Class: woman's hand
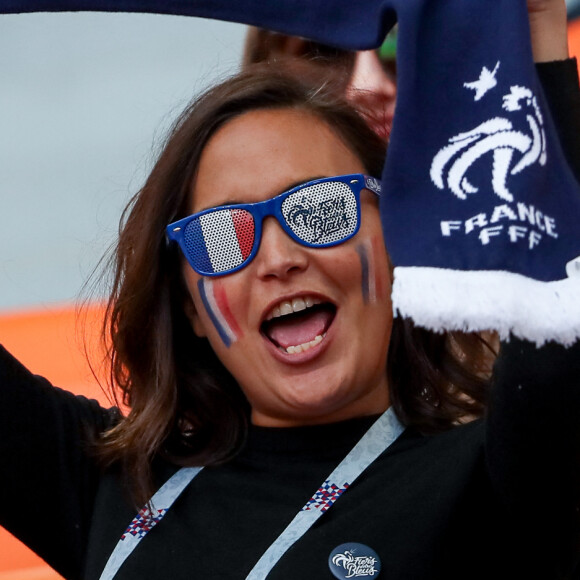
[527,0,569,62]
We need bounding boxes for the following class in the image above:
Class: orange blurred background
[0,303,109,580]
[0,21,579,580]
[571,17,580,68]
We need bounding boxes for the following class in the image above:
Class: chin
[283,388,360,424]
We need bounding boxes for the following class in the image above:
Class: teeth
[266,295,322,320]
[285,334,324,354]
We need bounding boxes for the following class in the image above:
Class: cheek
[197,277,243,348]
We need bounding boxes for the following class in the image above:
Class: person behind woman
[0,2,579,579]
[242,26,398,140]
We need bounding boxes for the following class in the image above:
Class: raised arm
[528,0,580,181]
[528,0,570,61]
[0,345,114,579]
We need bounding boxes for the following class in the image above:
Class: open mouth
[261,297,337,355]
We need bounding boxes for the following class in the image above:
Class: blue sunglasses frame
[166,173,381,277]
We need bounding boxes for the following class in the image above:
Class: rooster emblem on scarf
[430,62,547,203]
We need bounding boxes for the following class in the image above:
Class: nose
[254,216,309,280]
[346,51,397,139]
[348,50,396,98]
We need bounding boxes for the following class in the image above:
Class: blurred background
[0,5,579,579]
[0,12,245,579]
[0,12,245,312]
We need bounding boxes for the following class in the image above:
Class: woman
[1,5,579,580]
[1,68,578,580]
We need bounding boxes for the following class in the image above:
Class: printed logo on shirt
[429,61,559,251]
[328,543,381,578]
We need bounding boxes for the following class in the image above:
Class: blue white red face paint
[356,239,380,304]
[197,277,242,348]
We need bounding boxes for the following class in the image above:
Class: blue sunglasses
[166,173,381,277]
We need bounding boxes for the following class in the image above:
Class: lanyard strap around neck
[99,466,202,580]
[99,407,404,580]
[246,407,404,578]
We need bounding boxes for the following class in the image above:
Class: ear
[183,294,208,339]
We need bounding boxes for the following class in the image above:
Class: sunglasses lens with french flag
[182,208,255,275]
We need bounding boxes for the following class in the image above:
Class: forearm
[536,58,580,182]
[0,345,112,579]
[528,0,569,62]
[486,338,580,575]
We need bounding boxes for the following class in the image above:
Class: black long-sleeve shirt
[0,337,579,579]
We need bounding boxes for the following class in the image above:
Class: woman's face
[183,108,393,427]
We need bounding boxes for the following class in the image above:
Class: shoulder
[0,343,117,434]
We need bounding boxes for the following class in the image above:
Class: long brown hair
[98,65,492,504]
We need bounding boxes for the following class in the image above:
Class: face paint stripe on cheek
[371,235,384,299]
[356,243,370,304]
[197,278,235,348]
[357,241,379,303]
[213,282,243,339]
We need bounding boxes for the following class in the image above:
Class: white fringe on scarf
[392,264,580,347]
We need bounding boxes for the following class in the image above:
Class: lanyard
[99,407,404,580]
